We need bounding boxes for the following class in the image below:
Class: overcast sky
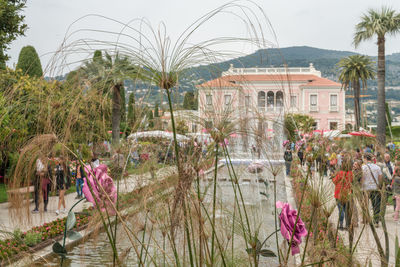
[7,0,400,73]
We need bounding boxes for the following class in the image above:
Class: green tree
[16,45,43,77]
[0,0,27,68]
[81,52,136,144]
[176,120,188,134]
[337,55,375,130]
[354,7,400,148]
[284,113,315,141]
[127,92,136,127]
[183,91,196,110]
[154,103,159,117]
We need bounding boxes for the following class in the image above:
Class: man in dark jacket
[284,147,293,176]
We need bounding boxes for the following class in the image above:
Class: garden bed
[290,161,358,266]
[0,212,90,265]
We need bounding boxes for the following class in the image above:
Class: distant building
[197,64,345,136]
[161,110,199,133]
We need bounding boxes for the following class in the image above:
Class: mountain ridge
[181,46,400,89]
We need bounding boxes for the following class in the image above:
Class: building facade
[197,64,345,135]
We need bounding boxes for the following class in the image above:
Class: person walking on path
[351,160,364,227]
[33,157,52,213]
[333,157,353,230]
[91,153,100,169]
[328,151,338,175]
[381,153,395,210]
[75,161,85,199]
[55,158,67,215]
[361,153,383,227]
[297,147,304,166]
[391,165,400,223]
[284,146,293,176]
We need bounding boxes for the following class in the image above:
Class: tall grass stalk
[301,206,315,265]
[284,165,312,263]
[211,143,219,265]
[272,173,281,264]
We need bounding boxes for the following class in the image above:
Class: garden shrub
[12,228,23,241]
[24,232,41,247]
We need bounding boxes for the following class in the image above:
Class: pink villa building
[197,64,345,136]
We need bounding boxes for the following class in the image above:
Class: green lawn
[0,184,8,203]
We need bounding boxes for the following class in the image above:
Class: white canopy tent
[128,131,190,143]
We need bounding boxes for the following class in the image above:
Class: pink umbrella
[230,133,238,138]
[349,131,376,138]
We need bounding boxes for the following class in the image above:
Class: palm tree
[81,51,137,144]
[337,55,375,130]
[354,7,400,147]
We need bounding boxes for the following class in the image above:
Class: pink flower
[82,164,117,215]
[282,140,290,147]
[247,162,263,174]
[276,201,308,255]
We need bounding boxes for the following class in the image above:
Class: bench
[7,186,35,195]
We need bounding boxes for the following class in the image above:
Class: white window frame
[290,95,297,108]
[329,93,338,112]
[309,93,318,112]
[224,94,232,106]
[206,94,212,106]
[328,120,339,130]
[312,121,319,130]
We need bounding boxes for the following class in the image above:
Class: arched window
[276,91,283,109]
[258,91,265,110]
[267,91,274,110]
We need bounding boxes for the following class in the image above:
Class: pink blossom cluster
[82,164,117,215]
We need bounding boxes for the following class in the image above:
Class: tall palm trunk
[112,82,122,144]
[376,36,386,148]
[353,80,361,131]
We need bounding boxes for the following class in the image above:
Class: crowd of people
[32,153,102,215]
[284,138,400,230]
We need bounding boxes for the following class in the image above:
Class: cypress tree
[147,109,154,128]
[16,46,43,77]
[127,92,136,126]
[183,91,196,110]
[154,103,159,117]
[120,85,126,124]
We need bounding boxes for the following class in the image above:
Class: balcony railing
[222,63,322,77]
[310,105,318,112]
[330,106,339,112]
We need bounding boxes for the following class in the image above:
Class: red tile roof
[197,77,240,88]
[197,74,341,88]
[300,77,341,87]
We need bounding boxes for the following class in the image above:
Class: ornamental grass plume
[276,201,307,255]
[83,164,117,215]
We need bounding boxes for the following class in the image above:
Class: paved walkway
[298,166,400,266]
[0,166,176,233]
